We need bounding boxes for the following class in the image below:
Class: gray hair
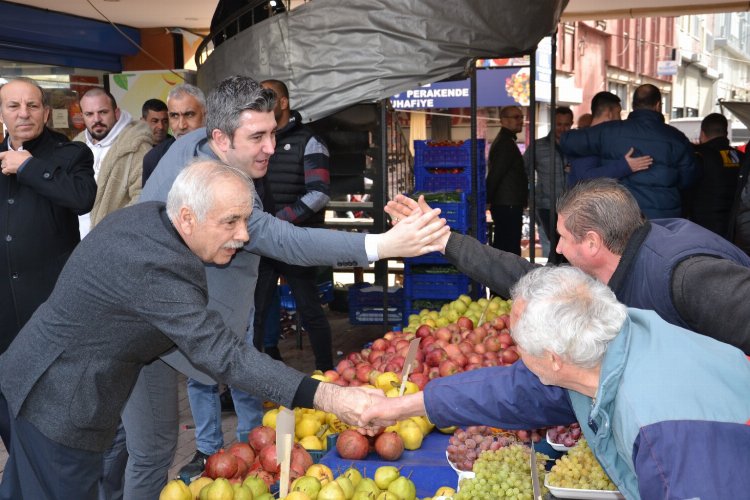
[205,75,276,143]
[556,178,645,255]
[510,266,627,368]
[168,83,206,110]
[0,77,49,107]
[166,158,255,222]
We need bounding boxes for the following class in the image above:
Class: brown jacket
[75,121,151,228]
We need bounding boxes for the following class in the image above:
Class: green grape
[547,438,618,491]
[454,444,549,499]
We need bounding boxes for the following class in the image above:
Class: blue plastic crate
[279,280,334,311]
[415,162,487,194]
[404,252,449,266]
[348,284,404,325]
[414,139,486,168]
[403,266,471,300]
[412,192,469,232]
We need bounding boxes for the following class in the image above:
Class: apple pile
[326,297,519,393]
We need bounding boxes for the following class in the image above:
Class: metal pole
[377,100,389,332]
[470,61,480,298]
[529,49,537,263]
[548,29,559,257]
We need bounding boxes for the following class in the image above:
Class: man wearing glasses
[486,105,527,257]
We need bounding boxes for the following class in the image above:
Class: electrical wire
[84,0,185,81]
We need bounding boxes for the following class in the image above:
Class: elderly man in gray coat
[0,160,402,500]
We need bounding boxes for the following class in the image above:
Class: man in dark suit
[0,160,383,500]
[0,77,96,448]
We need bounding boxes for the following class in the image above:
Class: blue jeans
[187,328,263,453]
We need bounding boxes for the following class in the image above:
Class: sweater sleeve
[568,156,633,187]
[444,233,538,299]
[276,136,331,224]
[671,256,750,354]
[423,362,577,429]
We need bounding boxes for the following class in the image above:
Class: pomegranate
[374,431,405,461]
[205,450,239,479]
[227,442,256,467]
[291,443,314,471]
[336,429,370,460]
[259,444,280,473]
[248,426,275,453]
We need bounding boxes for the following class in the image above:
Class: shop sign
[390,67,529,109]
[657,60,679,76]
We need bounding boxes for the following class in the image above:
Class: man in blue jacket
[560,84,697,218]
[364,266,750,500]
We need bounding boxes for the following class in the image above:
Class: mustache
[222,240,245,250]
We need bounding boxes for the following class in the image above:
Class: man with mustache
[0,77,96,449]
[75,88,153,237]
[0,160,386,500]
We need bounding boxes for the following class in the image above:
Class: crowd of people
[0,73,749,500]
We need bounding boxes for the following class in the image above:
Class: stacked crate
[403,140,488,322]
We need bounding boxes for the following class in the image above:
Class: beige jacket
[75,121,152,228]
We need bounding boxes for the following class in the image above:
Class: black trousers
[490,204,524,256]
[254,257,333,371]
[0,395,103,500]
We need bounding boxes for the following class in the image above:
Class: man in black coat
[486,105,528,256]
[0,77,96,448]
[683,113,743,239]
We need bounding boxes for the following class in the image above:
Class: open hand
[376,205,450,259]
[624,147,652,173]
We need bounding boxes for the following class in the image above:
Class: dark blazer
[0,202,315,452]
[0,128,95,354]
[486,127,528,206]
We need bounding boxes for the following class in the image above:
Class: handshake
[312,383,427,435]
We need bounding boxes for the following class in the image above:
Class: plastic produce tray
[348,284,404,325]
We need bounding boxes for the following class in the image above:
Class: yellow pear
[335,476,354,499]
[263,408,280,429]
[306,463,334,485]
[187,477,213,500]
[296,415,321,439]
[285,491,312,500]
[204,478,234,500]
[317,481,346,500]
[159,479,191,500]
[397,420,424,450]
[434,486,456,496]
[373,466,400,490]
[375,372,400,393]
[299,435,324,450]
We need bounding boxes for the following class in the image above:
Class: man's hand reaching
[375,199,450,259]
[313,383,389,435]
[624,147,652,173]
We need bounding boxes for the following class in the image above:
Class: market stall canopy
[197,0,567,122]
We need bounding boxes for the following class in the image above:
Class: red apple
[457,316,474,331]
[439,359,459,377]
[468,353,483,365]
[372,338,389,352]
[347,352,363,364]
[368,369,382,385]
[465,363,482,371]
[473,343,487,355]
[368,350,385,365]
[425,348,447,367]
[484,336,502,352]
[501,348,520,364]
[324,369,340,382]
[444,344,461,359]
[409,372,429,391]
[356,364,373,383]
[498,331,513,346]
[492,316,506,330]
[447,323,461,335]
[458,341,474,356]
[384,332,396,341]
[427,366,440,379]
[450,332,462,344]
[416,324,433,338]
[342,366,357,381]
[453,353,468,367]
[434,327,452,342]
[336,359,354,373]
